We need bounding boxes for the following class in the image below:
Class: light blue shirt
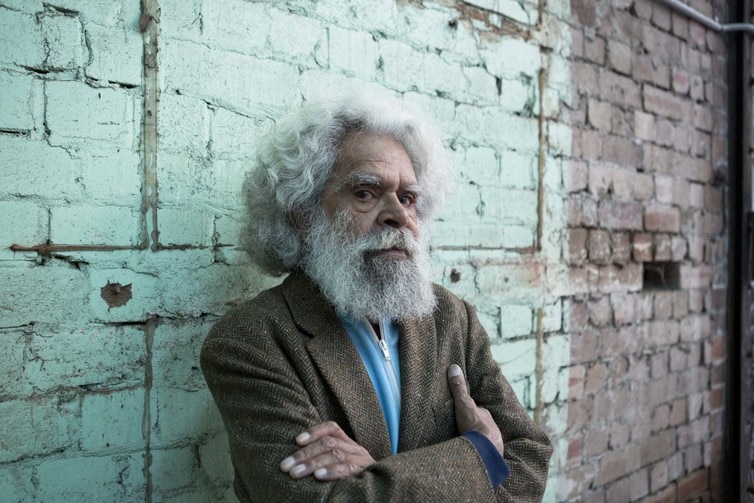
[339,314,401,454]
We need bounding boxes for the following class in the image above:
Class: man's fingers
[447,364,476,409]
[295,421,348,446]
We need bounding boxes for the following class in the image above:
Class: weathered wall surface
[561,0,728,501]
[0,0,732,502]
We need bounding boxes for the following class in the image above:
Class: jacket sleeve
[460,300,553,502]
[201,310,505,503]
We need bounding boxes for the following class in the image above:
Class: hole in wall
[642,262,681,290]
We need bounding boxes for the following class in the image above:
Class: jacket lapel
[397,314,438,452]
[282,274,392,461]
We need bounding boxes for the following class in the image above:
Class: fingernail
[296,432,311,443]
[290,464,306,477]
[314,468,327,479]
[449,364,461,377]
[280,457,295,471]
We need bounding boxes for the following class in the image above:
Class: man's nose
[378,195,409,229]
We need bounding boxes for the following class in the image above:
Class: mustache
[357,228,419,256]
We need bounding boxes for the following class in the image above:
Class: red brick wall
[563,0,728,501]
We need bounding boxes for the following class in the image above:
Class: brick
[41,12,84,70]
[611,293,636,325]
[25,325,144,391]
[678,468,708,500]
[611,232,631,263]
[635,173,654,201]
[82,388,145,451]
[634,110,654,141]
[37,452,145,502]
[602,135,641,166]
[654,119,674,147]
[644,205,680,232]
[150,387,224,448]
[679,265,712,289]
[46,81,136,151]
[51,205,140,246]
[644,85,688,121]
[493,339,537,383]
[566,161,589,192]
[0,136,80,199]
[600,71,641,107]
[0,263,89,328]
[499,305,533,338]
[640,429,676,465]
[569,228,588,264]
[652,404,670,431]
[158,208,213,247]
[329,25,380,79]
[671,67,690,95]
[596,444,641,484]
[0,9,45,68]
[0,72,37,132]
[0,201,47,248]
[598,200,643,230]
[588,98,612,130]
[588,229,611,263]
[0,396,77,462]
[608,40,632,75]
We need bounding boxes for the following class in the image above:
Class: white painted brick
[81,388,145,451]
[161,40,300,116]
[499,76,537,114]
[211,107,270,161]
[378,39,428,93]
[461,65,499,104]
[78,150,141,204]
[153,319,214,391]
[199,431,234,486]
[0,462,34,503]
[438,182,480,223]
[0,396,78,462]
[24,325,144,391]
[0,263,89,328]
[491,338,537,379]
[88,268,158,323]
[150,387,223,448]
[0,136,80,199]
[548,121,573,157]
[268,7,326,66]
[157,263,253,317]
[463,0,537,24]
[0,0,42,13]
[158,208,213,247]
[159,92,209,157]
[0,71,35,131]
[480,38,541,78]
[500,304,534,338]
[152,446,202,495]
[311,0,401,34]
[213,214,241,246]
[85,23,142,85]
[41,13,84,70]
[0,201,47,247]
[46,81,136,151]
[457,146,498,185]
[328,26,380,79]
[401,4,457,52]
[201,0,271,57]
[501,150,537,189]
[0,9,44,68]
[508,376,532,409]
[474,262,543,303]
[300,70,389,105]
[504,225,536,248]
[480,187,538,225]
[157,0,202,41]
[37,452,145,502]
[0,330,30,397]
[50,205,139,245]
[543,299,563,332]
[42,0,140,27]
[452,105,539,152]
[402,91,457,131]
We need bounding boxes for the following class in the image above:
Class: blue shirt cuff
[463,431,510,490]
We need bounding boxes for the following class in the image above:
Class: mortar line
[536,64,547,253]
[142,315,156,503]
[534,307,544,424]
[141,0,160,253]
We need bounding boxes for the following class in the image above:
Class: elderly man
[201,94,552,502]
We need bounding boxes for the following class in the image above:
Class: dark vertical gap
[143,315,156,503]
[725,0,751,499]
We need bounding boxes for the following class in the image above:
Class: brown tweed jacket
[201,273,552,502]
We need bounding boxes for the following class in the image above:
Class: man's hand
[280,421,376,481]
[448,364,505,457]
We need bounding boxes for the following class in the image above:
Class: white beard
[301,211,436,322]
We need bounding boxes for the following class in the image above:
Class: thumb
[448,364,475,409]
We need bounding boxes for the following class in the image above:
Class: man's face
[320,132,421,256]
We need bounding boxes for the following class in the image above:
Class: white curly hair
[241,92,453,276]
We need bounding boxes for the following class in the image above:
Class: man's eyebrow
[334,171,383,192]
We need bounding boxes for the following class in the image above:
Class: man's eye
[399,194,415,206]
[354,190,373,201]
